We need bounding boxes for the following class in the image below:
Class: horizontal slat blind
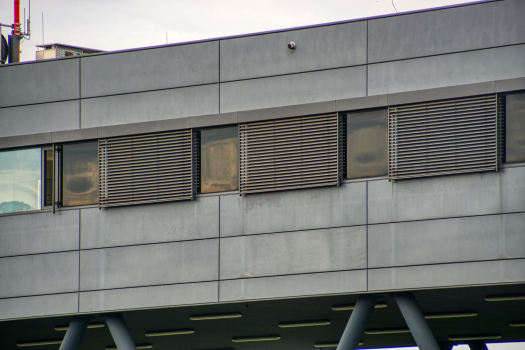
[239,114,340,194]
[99,130,193,207]
[389,95,499,179]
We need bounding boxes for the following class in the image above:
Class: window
[346,109,388,179]
[0,140,100,215]
[61,141,99,206]
[505,92,525,163]
[200,126,239,194]
[0,148,42,214]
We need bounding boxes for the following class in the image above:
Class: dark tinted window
[506,93,525,163]
[44,149,53,207]
[200,126,239,193]
[62,141,99,206]
[346,109,388,179]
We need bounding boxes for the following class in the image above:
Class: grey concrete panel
[0,251,79,298]
[80,239,218,290]
[220,226,366,279]
[81,84,219,128]
[81,197,218,249]
[368,258,525,291]
[81,42,219,98]
[219,194,243,237]
[0,133,51,150]
[0,210,79,257]
[220,21,367,81]
[368,213,525,268]
[368,44,525,96]
[97,117,190,139]
[220,66,366,113]
[232,182,366,236]
[368,0,525,63]
[495,77,525,93]
[219,270,367,301]
[189,112,237,128]
[79,281,218,312]
[336,95,388,112]
[387,82,495,106]
[368,166,525,224]
[52,128,97,143]
[0,100,80,138]
[0,59,79,107]
[0,293,78,321]
[237,101,335,124]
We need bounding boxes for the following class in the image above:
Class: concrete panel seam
[80,81,221,102]
[367,256,525,271]
[78,280,220,293]
[78,236,220,251]
[0,249,81,259]
[219,63,368,84]
[219,223,369,239]
[0,98,80,110]
[366,210,525,227]
[218,268,368,282]
[368,42,525,66]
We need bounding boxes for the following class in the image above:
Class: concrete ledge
[237,101,335,123]
[386,81,495,106]
[219,270,367,301]
[368,258,525,291]
[97,117,190,139]
[495,76,525,93]
[0,132,52,150]
[79,282,218,312]
[0,293,78,321]
[189,112,238,128]
[52,128,98,143]
[336,94,387,112]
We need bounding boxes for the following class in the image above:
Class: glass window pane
[347,109,388,179]
[0,148,41,214]
[62,141,99,206]
[44,149,53,207]
[506,93,525,163]
[200,126,239,193]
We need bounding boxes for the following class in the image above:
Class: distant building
[35,43,103,60]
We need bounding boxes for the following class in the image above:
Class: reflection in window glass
[506,93,525,163]
[0,148,41,214]
[44,149,53,206]
[200,126,239,193]
[62,141,99,206]
[347,109,388,179]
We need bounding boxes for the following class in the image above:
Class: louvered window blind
[389,94,501,180]
[239,114,343,194]
[99,130,193,207]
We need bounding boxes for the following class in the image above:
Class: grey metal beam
[104,313,136,350]
[468,341,489,350]
[336,295,378,350]
[393,293,440,350]
[59,315,90,350]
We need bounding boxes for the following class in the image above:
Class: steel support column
[336,295,378,350]
[394,293,440,350]
[104,313,136,350]
[468,341,489,350]
[58,315,90,350]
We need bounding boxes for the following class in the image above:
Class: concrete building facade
[0,0,524,349]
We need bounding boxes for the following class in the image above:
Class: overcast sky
[0,0,487,62]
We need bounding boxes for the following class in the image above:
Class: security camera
[288,41,296,51]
